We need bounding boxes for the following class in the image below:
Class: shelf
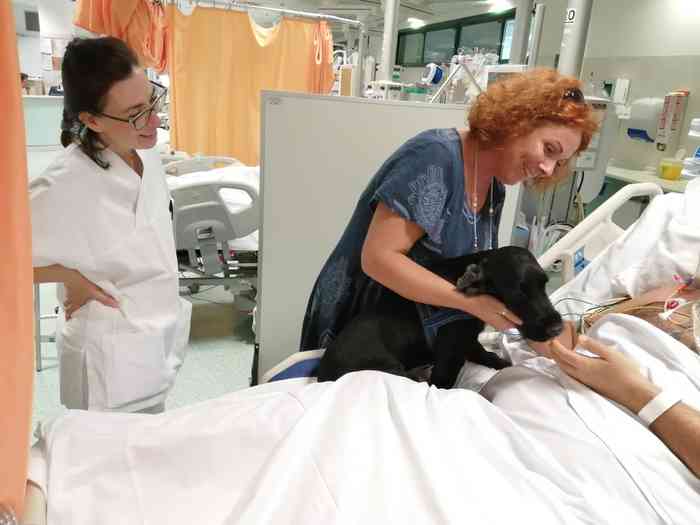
[605,165,688,193]
[22,95,63,100]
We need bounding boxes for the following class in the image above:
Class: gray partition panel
[257,92,522,381]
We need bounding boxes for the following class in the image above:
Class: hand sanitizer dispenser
[625,98,664,143]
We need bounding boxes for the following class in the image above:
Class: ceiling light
[407,17,425,29]
[488,1,513,13]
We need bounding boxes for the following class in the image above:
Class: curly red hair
[468,68,599,153]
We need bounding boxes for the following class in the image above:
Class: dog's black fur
[316,246,563,388]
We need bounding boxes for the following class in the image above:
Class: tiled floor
[32,284,255,434]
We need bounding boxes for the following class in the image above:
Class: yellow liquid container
[659,158,684,180]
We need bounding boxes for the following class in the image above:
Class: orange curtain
[73,0,169,72]
[167,7,334,166]
[0,2,35,518]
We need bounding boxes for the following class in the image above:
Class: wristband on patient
[637,390,683,426]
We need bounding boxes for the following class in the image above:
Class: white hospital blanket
[36,375,578,525]
[480,314,700,525]
[33,314,700,525]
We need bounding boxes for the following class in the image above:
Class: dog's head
[456,246,563,342]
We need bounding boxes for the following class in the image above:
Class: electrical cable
[574,171,587,223]
[546,183,557,227]
[565,170,577,224]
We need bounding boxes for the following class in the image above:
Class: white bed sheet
[30,180,700,524]
[31,313,700,525]
[480,315,700,525]
[34,374,582,525]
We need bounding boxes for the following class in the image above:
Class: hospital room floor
[32,284,255,434]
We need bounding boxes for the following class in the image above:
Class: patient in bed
[581,281,699,352]
[498,279,700,481]
[531,324,700,477]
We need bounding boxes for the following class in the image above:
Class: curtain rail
[164,0,365,27]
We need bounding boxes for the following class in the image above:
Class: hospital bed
[164,156,260,312]
[23,180,700,524]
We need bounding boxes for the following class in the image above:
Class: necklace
[129,150,143,176]
[469,139,495,250]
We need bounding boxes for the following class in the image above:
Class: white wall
[12,3,41,77]
[585,0,700,59]
[13,2,38,35]
[580,0,700,168]
[531,0,567,68]
[531,0,700,65]
[37,0,75,39]
[17,35,42,77]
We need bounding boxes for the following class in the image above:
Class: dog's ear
[456,263,485,295]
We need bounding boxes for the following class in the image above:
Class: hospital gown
[300,128,505,351]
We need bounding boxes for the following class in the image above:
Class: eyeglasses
[562,87,585,104]
[97,81,168,131]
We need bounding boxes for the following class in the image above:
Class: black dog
[316,246,563,388]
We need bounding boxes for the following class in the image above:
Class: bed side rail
[538,182,663,279]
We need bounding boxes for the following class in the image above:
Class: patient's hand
[527,321,578,358]
[550,336,659,412]
[64,270,118,320]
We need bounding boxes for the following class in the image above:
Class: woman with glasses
[30,37,190,413]
[302,69,598,370]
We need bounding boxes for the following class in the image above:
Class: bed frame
[538,182,663,281]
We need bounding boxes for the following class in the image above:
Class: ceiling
[11,0,510,44]
[262,0,505,38]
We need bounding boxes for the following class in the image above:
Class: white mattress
[227,230,258,252]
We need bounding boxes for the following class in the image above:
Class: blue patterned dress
[299,128,505,350]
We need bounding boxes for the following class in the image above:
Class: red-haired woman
[301,68,598,355]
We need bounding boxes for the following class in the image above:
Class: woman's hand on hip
[63,270,119,320]
[462,294,522,331]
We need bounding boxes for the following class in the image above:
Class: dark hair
[60,37,139,169]
[20,72,28,82]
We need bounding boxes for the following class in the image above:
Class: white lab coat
[31,144,191,412]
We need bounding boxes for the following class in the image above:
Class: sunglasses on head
[562,87,585,104]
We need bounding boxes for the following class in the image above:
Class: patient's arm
[34,264,118,319]
[651,402,700,479]
[550,337,700,478]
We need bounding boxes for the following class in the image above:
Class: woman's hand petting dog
[464,294,522,332]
